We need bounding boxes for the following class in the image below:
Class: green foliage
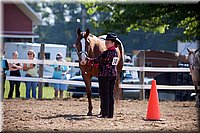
[27,2,198,53]
[84,3,200,41]
[28,2,83,46]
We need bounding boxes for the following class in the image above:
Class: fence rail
[6,76,194,91]
[6,59,194,91]
[7,59,190,72]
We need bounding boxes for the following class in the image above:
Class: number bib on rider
[112,57,118,65]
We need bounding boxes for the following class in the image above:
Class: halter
[79,37,88,57]
[75,33,90,65]
[75,34,91,74]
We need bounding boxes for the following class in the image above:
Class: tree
[28,2,103,48]
[84,3,200,41]
[28,2,84,46]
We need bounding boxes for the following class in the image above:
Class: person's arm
[87,52,104,64]
[62,66,69,74]
[23,64,34,71]
[13,63,23,70]
[23,63,28,71]
[17,63,23,70]
[8,63,18,71]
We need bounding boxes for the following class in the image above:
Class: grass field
[4,80,71,99]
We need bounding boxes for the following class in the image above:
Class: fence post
[139,50,145,100]
[38,44,45,99]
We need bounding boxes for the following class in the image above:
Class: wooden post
[139,50,145,100]
[38,44,45,99]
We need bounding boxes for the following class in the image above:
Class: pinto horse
[74,28,124,115]
[187,48,200,107]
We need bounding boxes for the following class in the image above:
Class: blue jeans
[25,81,38,99]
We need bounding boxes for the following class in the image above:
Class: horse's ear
[77,28,81,36]
[195,48,200,53]
[187,47,192,53]
[85,28,90,37]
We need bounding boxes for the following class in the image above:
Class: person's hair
[56,52,63,60]
[12,51,18,56]
[27,50,36,58]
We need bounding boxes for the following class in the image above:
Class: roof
[2,0,42,25]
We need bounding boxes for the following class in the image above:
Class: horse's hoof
[87,112,92,116]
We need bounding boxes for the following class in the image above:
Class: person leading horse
[74,28,124,116]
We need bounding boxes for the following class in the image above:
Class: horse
[187,47,200,107]
[74,28,124,115]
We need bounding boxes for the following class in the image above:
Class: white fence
[6,59,194,91]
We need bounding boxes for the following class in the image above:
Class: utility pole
[81,8,86,31]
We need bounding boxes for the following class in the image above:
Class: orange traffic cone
[146,80,161,121]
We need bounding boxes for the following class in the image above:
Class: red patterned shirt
[91,46,118,77]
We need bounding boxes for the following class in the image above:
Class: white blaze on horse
[187,47,200,107]
[74,28,124,115]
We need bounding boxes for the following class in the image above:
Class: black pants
[99,76,116,117]
[8,80,21,98]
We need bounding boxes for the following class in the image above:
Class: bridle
[75,34,90,58]
[77,36,88,57]
[75,33,91,74]
[75,33,90,64]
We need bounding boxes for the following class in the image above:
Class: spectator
[8,51,22,98]
[1,51,9,99]
[51,52,69,99]
[124,55,132,63]
[23,50,38,99]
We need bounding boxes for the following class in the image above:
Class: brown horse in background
[187,47,200,107]
[74,28,124,115]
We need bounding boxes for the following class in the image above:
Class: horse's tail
[114,41,124,103]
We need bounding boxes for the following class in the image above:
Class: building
[133,50,193,101]
[1,0,42,50]
[134,50,188,78]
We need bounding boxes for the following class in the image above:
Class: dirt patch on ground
[2,98,199,132]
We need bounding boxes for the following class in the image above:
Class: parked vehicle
[67,75,99,98]
[68,71,153,99]
[153,72,194,101]
[122,73,152,85]
[121,71,153,99]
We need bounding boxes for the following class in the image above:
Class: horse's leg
[83,74,93,116]
[195,85,200,108]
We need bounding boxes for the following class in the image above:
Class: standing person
[1,51,9,99]
[51,52,69,99]
[23,50,38,99]
[8,51,22,98]
[87,33,120,118]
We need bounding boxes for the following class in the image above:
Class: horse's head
[75,28,90,65]
[187,47,200,71]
